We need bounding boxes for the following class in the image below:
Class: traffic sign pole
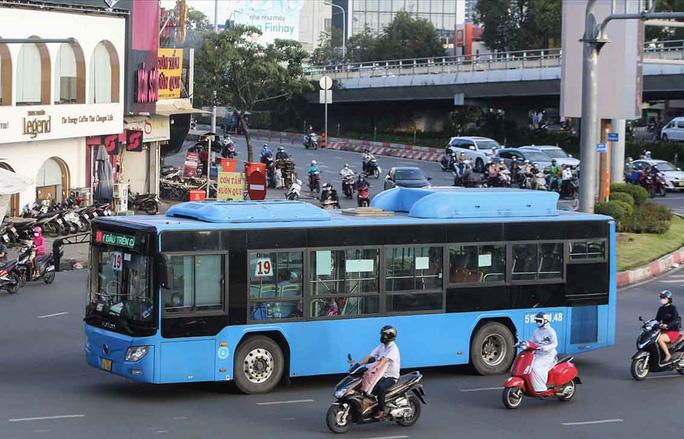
[598,119,611,202]
[319,76,333,152]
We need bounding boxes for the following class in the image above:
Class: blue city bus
[84,187,616,394]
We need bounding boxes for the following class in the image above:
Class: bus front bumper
[84,325,156,383]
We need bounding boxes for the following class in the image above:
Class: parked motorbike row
[0,242,58,294]
[2,200,111,243]
[160,166,216,200]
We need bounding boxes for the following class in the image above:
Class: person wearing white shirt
[355,325,400,418]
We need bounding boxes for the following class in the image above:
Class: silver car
[446,136,502,172]
[519,145,579,168]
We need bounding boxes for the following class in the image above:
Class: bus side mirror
[158,254,173,289]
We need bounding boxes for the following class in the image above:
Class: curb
[617,247,684,288]
[248,130,443,162]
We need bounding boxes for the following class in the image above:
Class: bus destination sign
[95,231,136,248]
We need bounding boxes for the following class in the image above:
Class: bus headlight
[125,346,150,362]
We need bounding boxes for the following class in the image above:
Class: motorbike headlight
[125,346,150,362]
[334,388,348,399]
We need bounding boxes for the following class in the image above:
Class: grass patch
[617,215,684,271]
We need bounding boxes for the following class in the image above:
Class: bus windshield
[86,246,154,335]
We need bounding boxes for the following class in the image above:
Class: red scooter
[502,340,580,409]
[357,185,370,207]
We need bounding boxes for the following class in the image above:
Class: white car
[519,145,579,168]
[632,159,684,191]
[661,117,684,141]
[446,136,502,171]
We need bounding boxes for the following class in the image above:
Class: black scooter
[326,355,426,434]
[128,188,159,215]
[0,260,21,294]
[16,243,56,285]
[631,316,684,380]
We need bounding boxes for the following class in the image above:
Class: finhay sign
[232,0,304,44]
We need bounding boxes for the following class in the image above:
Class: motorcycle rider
[353,326,400,419]
[340,163,354,178]
[453,153,472,186]
[260,144,273,161]
[31,226,46,279]
[362,149,376,174]
[308,160,320,175]
[560,164,574,196]
[530,312,558,393]
[548,159,561,191]
[355,173,370,191]
[320,183,340,208]
[276,146,290,161]
[656,290,681,363]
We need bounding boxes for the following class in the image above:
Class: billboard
[560,0,643,120]
[158,48,183,99]
[232,0,304,44]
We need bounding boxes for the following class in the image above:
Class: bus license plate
[101,358,112,371]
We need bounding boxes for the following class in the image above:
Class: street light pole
[326,1,346,57]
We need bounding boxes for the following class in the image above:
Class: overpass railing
[305,40,684,80]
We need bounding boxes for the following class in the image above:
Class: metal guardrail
[305,40,684,80]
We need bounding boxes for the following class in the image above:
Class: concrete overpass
[304,43,684,105]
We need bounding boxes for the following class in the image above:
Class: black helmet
[660,290,673,301]
[533,312,549,327]
[278,146,284,151]
[380,325,397,344]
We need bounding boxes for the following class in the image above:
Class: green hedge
[609,192,635,206]
[596,199,672,233]
[610,183,648,205]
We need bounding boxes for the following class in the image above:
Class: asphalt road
[163,130,684,214]
[2,268,684,439]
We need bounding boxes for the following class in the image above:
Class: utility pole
[207,90,217,198]
[578,1,684,212]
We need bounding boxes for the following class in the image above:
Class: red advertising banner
[184,151,199,178]
[126,130,144,152]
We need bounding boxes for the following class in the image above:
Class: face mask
[661,298,669,305]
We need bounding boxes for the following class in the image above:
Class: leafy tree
[346,27,379,62]
[194,26,312,162]
[376,11,444,60]
[310,27,345,65]
[182,7,213,48]
[645,0,684,42]
[476,0,560,52]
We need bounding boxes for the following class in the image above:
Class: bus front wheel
[234,335,285,394]
[470,322,515,375]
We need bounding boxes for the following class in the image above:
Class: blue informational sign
[596,143,607,153]
[607,132,619,142]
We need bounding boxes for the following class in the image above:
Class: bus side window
[385,246,443,312]
[163,254,225,315]
[512,243,563,281]
[248,251,304,321]
[309,248,380,318]
[449,244,505,284]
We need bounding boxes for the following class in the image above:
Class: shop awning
[156,98,208,116]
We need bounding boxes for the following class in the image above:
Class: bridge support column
[610,119,626,183]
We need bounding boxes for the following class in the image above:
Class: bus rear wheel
[470,322,515,375]
[234,335,284,394]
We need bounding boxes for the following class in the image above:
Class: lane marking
[33,430,50,433]
[360,436,409,439]
[173,416,188,420]
[9,414,85,422]
[459,386,504,392]
[155,430,169,434]
[37,312,69,319]
[657,279,684,284]
[281,417,296,421]
[256,399,314,406]
[561,419,623,426]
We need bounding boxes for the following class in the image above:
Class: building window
[309,248,380,318]
[248,251,304,320]
[54,42,85,104]
[512,243,563,281]
[449,244,506,284]
[90,41,119,104]
[163,254,225,314]
[16,40,50,105]
[385,246,443,312]
[0,41,10,105]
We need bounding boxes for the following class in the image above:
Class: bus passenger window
[512,244,538,280]
[570,240,605,261]
[512,243,563,281]
[449,244,505,284]
[248,251,303,321]
[163,255,224,314]
[309,248,380,318]
[385,246,443,312]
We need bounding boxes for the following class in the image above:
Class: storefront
[0,4,126,215]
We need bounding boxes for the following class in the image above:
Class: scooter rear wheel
[43,271,55,284]
[557,380,576,401]
[326,403,353,434]
[502,386,523,409]
[396,394,421,427]
[630,357,650,381]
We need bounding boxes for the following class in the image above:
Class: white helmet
[533,312,550,327]
[311,160,317,165]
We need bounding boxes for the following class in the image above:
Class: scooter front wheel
[502,386,524,409]
[326,403,353,434]
[630,357,650,381]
